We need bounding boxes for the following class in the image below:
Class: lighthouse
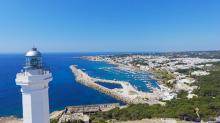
[15,48,52,123]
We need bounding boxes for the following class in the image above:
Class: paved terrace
[66,103,120,114]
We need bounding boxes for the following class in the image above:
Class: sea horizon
[0,49,220,55]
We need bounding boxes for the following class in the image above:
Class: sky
[0,0,219,53]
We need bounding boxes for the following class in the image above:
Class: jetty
[70,65,152,104]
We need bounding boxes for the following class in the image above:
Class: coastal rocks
[50,110,64,121]
[0,117,22,123]
[114,118,193,123]
[50,109,88,123]
[58,113,88,123]
[50,104,119,123]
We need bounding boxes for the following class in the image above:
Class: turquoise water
[0,53,158,117]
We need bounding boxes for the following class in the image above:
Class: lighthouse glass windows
[26,56,42,69]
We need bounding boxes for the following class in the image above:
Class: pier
[70,65,150,104]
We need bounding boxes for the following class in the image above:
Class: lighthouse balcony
[15,71,52,85]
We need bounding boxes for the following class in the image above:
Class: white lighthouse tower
[15,48,53,123]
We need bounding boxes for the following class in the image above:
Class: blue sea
[0,53,159,117]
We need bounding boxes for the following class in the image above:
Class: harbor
[70,65,162,105]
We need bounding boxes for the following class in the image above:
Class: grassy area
[91,62,220,122]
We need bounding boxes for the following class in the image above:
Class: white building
[191,70,210,76]
[15,48,53,123]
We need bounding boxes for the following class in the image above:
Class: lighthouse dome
[24,48,43,69]
[26,48,41,57]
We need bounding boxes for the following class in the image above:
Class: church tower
[16,48,53,123]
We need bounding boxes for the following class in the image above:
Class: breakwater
[70,65,148,104]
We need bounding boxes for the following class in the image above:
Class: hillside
[91,62,220,122]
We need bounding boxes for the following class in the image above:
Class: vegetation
[50,119,59,123]
[176,68,201,75]
[91,62,220,122]
[176,69,191,74]
[154,69,175,88]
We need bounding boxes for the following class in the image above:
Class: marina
[70,65,151,104]
[70,65,162,104]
